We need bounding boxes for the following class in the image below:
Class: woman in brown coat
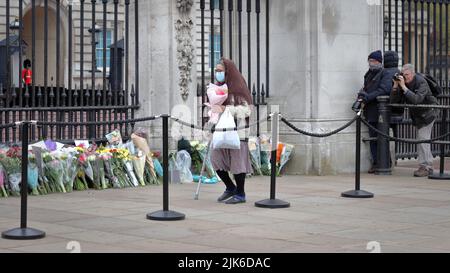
[210,58,253,204]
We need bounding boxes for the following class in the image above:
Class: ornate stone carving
[176,0,194,101]
[176,0,194,13]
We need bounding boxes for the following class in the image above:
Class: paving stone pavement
[1,160,450,253]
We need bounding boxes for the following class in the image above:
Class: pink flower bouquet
[204,83,228,124]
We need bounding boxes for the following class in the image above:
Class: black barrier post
[429,108,450,180]
[376,96,392,175]
[342,112,374,198]
[147,114,185,221]
[255,112,290,208]
[2,122,46,240]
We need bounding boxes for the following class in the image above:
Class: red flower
[6,146,22,158]
[78,154,87,163]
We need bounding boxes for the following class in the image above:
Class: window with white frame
[96,30,112,71]
[210,34,221,69]
[213,0,220,9]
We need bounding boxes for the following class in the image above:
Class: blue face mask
[215,71,225,83]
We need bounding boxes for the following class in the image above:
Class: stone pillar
[270,0,384,174]
[130,0,198,150]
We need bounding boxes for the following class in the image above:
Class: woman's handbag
[212,107,241,150]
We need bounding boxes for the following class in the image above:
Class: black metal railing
[0,89,139,144]
[0,0,140,143]
[383,0,450,159]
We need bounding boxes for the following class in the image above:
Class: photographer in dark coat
[383,51,401,167]
[390,64,438,177]
[355,50,397,173]
[383,51,401,91]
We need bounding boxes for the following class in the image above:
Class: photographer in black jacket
[390,64,438,177]
[355,50,398,173]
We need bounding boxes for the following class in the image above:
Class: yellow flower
[190,141,199,147]
[96,147,109,154]
[114,148,130,159]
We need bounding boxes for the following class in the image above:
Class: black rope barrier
[360,117,450,144]
[6,111,449,146]
[280,115,360,138]
[277,112,450,145]
[25,115,269,131]
[170,116,269,132]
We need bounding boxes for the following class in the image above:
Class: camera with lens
[393,72,404,81]
[351,98,364,113]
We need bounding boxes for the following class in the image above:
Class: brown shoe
[414,166,433,177]
[368,165,377,174]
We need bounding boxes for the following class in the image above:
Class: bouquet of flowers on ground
[1,146,22,196]
[276,143,294,176]
[189,141,216,178]
[43,152,66,193]
[97,146,120,188]
[109,148,134,187]
[73,146,90,191]
[27,152,40,195]
[259,135,272,176]
[92,155,108,190]
[31,147,51,194]
[83,146,96,186]
[59,148,79,193]
[0,131,176,196]
[79,143,101,190]
[153,156,163,178]
[87,154,103,189]
[131,128,160,185]
[122,141,140,187]
[131,150,146,186]
[0,163,8,197]
[245,135,295,177]
[141,151,161,185]
[248,137,262,176]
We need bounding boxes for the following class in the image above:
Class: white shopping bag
[212,107,241,150]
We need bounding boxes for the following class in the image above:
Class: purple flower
[45,139,57,152]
